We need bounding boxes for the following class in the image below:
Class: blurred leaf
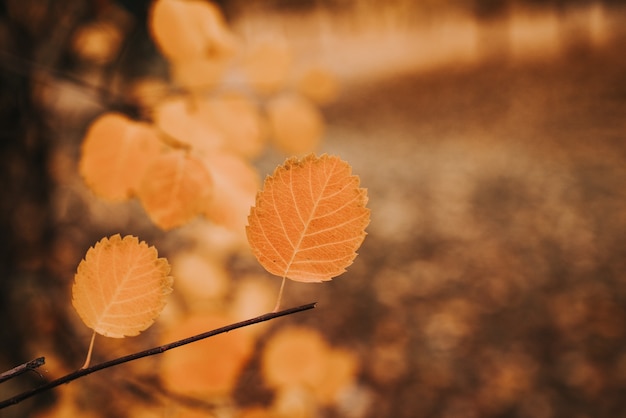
[79,113,163,200]
[266,93,324,155]
[262,326,330,389]
[137,150,213,229]
[296,68,339,105]
[205,92,267,158]
[71,22,124,65]
[312,348,359,405]
[160,314,254,397]
[169,57,228,91]
[153,96,224,153]
[201,151,260,232]
[170,252,229,309]
[148,0,236,62]
[242,40,292,95]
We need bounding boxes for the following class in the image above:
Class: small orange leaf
[137,150,213,230]
[79,113,163,200]
[246,154,369,283]
[72,234,172,338]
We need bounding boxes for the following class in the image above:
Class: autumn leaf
[79,113,163,200]
[136,150,213,230]
[246,154,369,283]
[72,234,173,338]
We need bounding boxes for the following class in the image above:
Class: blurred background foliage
[1,0,626,417]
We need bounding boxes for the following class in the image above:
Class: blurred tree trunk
[0,2,54,365]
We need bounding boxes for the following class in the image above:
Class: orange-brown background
[1,0,626,417]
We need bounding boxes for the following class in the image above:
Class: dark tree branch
[0,357,45,384]
[0,302,316,409]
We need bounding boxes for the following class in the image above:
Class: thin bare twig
[0,302,316,409]
[0,358,46,384]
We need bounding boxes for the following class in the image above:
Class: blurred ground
[1,1,626,417]
[320,41,626,418]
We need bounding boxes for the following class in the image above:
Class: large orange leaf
[246,154,369,283]
[79,113,163,200]
[72,234,173,338]
[137,150,213,230]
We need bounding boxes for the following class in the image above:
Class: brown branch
[0,302,316,410]
[0,357,45,384]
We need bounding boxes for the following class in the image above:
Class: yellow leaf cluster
[72,234,172,338]
[247,154,370,283]
[78,0,342,232]
[79,105,261,231]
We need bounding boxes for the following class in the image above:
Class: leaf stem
[0,302,316,410]
[273,277,287,312]
[81,331,96,370]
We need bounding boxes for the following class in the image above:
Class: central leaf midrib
[97,251,138,328]
[283,162,333,277]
